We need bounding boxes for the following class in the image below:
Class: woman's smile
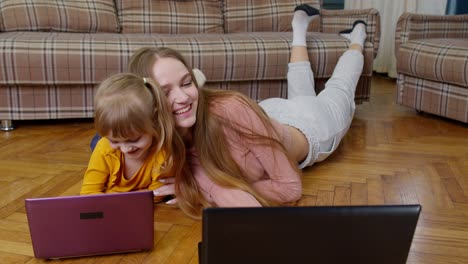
[174,104,192,115]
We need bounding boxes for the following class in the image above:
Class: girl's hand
[154,177,177,204]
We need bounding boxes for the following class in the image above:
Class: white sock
[340,23,366,48]
[291,10,315,47]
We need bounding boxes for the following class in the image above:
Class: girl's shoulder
[94,137,119,155]
[152,148,166,165]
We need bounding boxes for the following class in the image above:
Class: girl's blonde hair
[94,73,186,179]
[129,47,299,218]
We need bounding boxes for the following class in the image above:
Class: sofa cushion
[0,31,374,86]
[397,38,468,87]
[0,0,120,33]
[115,0,223,34]
[223,0,320,33]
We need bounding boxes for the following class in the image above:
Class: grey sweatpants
[259,49,364,169]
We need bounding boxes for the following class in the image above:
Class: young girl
[81,73,187,199]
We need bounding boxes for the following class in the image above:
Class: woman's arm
[191,159,262,206]
[243,127,303,203]
[215,98,303,204]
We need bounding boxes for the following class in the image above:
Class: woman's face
[151,57,199,136]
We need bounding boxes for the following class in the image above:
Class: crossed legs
[262,5,367,167]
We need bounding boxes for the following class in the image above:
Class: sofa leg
[0,120,15,131]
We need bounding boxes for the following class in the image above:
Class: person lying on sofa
[90,4,368,218]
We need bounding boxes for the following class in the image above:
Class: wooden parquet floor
[0,75,467,263]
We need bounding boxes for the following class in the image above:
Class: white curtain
[345,0,447,78]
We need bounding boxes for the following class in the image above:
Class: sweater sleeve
[190,154,262,207]
[216,98,303,204]
[80,138,114,195]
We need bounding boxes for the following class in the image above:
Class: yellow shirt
[80,138,166,199]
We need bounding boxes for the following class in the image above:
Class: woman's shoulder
[209,92,255,116]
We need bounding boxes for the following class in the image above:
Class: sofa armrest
[320,8,381,58]
[395,13,468,53]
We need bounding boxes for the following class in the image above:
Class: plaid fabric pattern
[397,74,468,123]
[0,31,375,85]
[0,82,286,120]
[223,0,321,33]
[0,79,370,121]
[0,31,374,120]
[0,84,96,120]
[395,13,468,52]
[115,0,223,33]
[0,0,120,33]
[0,1,381,121]
[321,8,381,58]
[397,39,468,88]
[395,13,468,123]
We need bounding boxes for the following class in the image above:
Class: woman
[93,4,367,218]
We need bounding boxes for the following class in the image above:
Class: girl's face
[151,57,199,137]
[107,133,153,161]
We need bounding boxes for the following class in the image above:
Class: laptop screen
[200,205,421,264]
[25,191,154,259]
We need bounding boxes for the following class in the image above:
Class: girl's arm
[80,139,113,194]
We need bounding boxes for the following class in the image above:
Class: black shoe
[339,20,367,34]
[294,4,320,16]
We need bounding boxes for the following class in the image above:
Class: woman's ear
[192,69,206,87]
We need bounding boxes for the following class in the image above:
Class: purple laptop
[25,191,154,259]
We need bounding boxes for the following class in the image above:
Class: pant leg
[90,133,101,151]
[304,49,364,163]
[317,49,364,119]
[261,49,364,168]
[287,61,316,98]
[259,97,320,169]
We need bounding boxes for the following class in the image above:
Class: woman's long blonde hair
[94,73,186,180]
[129,47,299,218]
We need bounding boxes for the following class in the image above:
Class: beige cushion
[397,38,468,87]
[223,0,321,33]
[0,31,374,85]
[0,0,120,33]
[115,0,224,34]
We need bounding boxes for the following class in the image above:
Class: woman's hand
[154,177,177,204]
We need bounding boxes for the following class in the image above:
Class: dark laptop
[199,204,421,264]
[25,191,154,259]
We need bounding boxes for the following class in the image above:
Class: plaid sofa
[0,0,380,129]
[395,13,468,123]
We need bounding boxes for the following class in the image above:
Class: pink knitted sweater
[187,96,302,207]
